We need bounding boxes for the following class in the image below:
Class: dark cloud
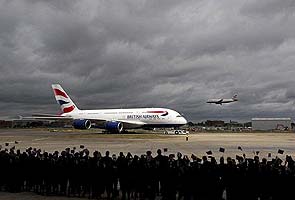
[0,0,295,122]
[241,0,295,17]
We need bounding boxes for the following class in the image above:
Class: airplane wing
[21,115,73,121]
[216,99,223,104]
[32,113,65,117]
[21,115,146,129]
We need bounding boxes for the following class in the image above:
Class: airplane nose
[181,117,188,125]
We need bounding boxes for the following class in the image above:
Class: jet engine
[73,119,91,129]
[105,121,123,133]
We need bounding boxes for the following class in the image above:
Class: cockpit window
[176,113,185,117]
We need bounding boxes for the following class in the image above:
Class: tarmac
[0,128,295,159]
[1,128,295,200]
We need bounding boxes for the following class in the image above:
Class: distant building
[252,118,292,131]
[205,120,225,127]
[225,120,244,131]
[243,122,252,128]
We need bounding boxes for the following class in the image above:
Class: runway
[0,128,294,159]
[1,128,295,200]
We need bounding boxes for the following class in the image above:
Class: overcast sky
[1,0,295,122]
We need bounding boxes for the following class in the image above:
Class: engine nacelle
[73,119,91,130]
[105,121,123,133]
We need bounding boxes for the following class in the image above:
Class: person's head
[93,151,98,157]
[254,155,259,163]
[112,154,117,160]
[146,151,152,156]
[127,152,132,158]
[157,149,162,155]
[134,155,139,161]
[183,155,190,164]
[169,154,175,160]
[105,151,110,157]
[84,149,90,156]
[97,151,102,158]
[79,151,84,156]
[220,156,224,164]
[177,152,182,159]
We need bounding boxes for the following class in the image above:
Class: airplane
[206,94,238,105]
[23,84,187,133]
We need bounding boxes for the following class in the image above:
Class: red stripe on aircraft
[63,105,75,113]
[54,89,68,98]
[147,111,166,113]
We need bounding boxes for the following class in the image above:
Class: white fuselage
[62,107,187,127]
[207,98,237,104]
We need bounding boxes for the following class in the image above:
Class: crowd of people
[0,145,295,200]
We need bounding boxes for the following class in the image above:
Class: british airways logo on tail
[57,100,70,105]
[53,88,75,113]
[63,105,75,113]
[53,89,68,98]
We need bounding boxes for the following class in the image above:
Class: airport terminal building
[252,118,292,131]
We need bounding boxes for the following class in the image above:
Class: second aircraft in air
[207,94,238,105]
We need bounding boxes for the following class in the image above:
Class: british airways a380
[26,84,187,133]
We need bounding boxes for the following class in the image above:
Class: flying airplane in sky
[24,84,187,133]
[206,94,238,105]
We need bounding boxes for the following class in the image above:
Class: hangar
[251,118,292,131]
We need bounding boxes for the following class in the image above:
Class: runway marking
[32,137,51,141]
